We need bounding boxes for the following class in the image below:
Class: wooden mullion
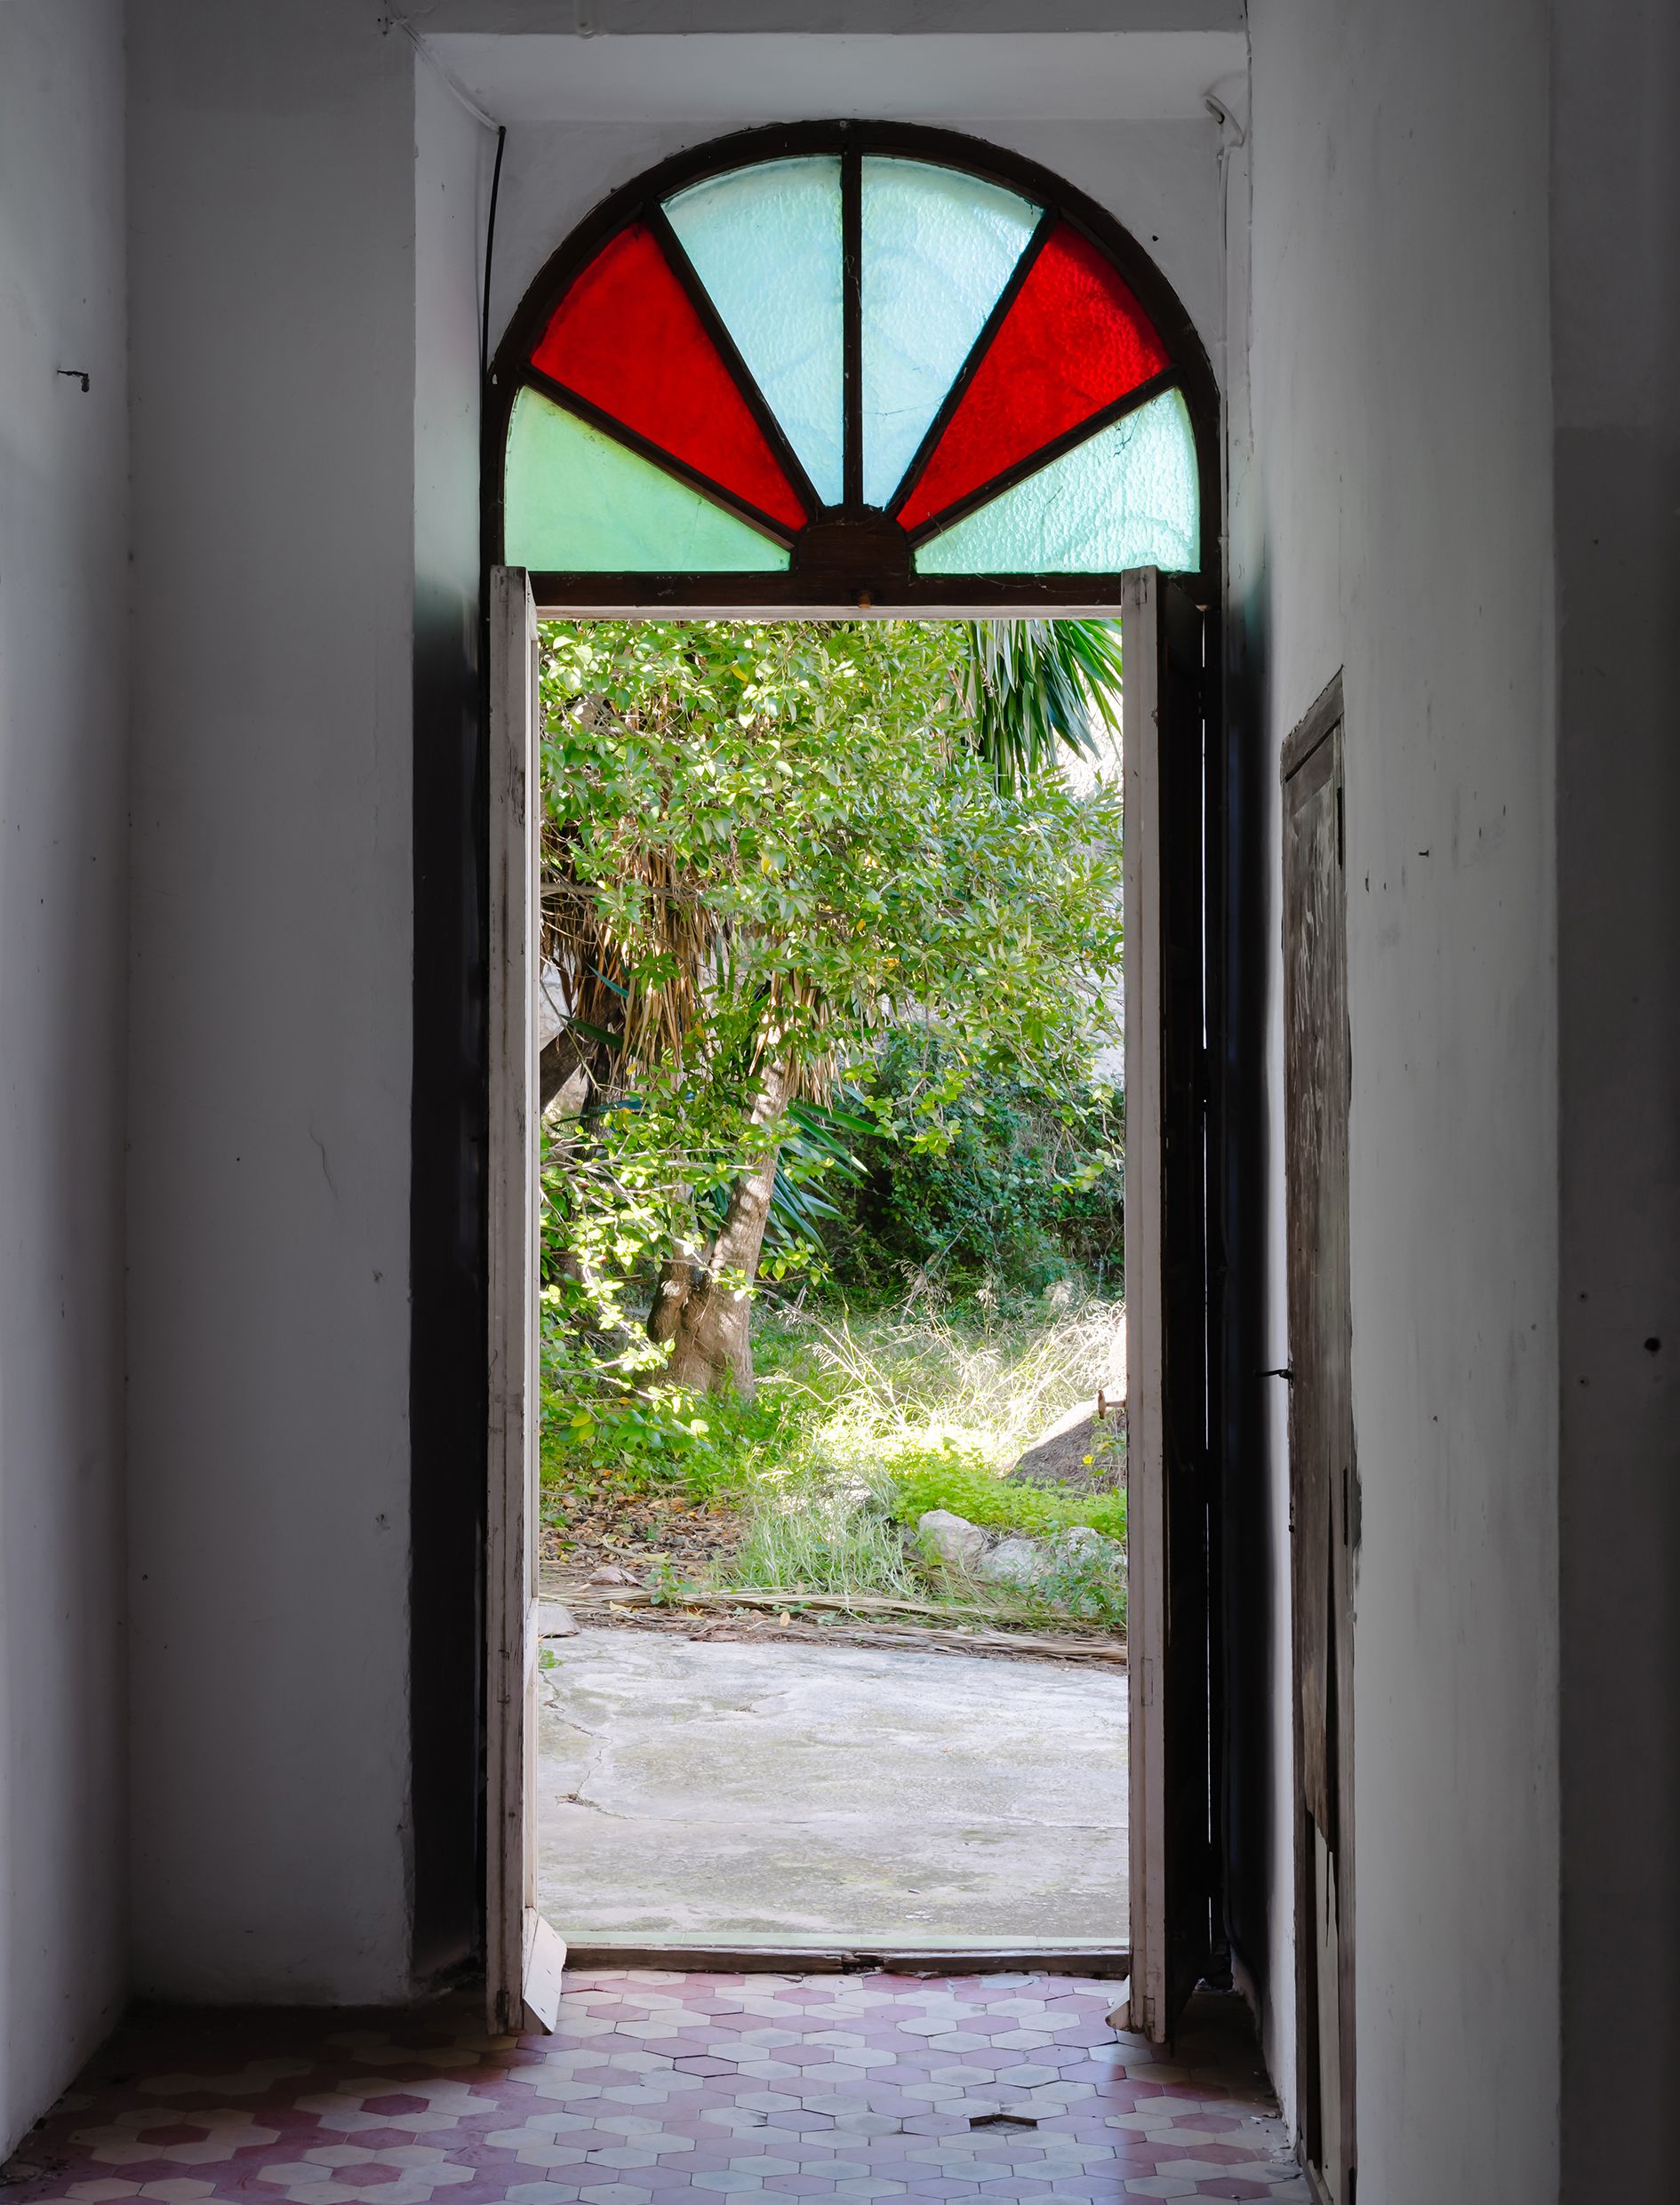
[523,567,1220,617]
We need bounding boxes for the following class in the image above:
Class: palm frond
[958,618,1124,791]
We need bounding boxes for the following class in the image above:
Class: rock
[978,1535,1053,1588]
[587,1563,636,1587]
[917,1510,988,1572]
[978,1526,1124,1593]
[541,1602,580,1638]
[1007,1393,1125,1491]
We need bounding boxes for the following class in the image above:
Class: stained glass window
[498,133,1207,595]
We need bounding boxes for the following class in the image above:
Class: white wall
[1552,3,1680,2194]
[0,0,131,2156]
[124,0,419,2003]
[1241,3,1560,2197]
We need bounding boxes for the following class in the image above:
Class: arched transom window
[494,125,1214,607]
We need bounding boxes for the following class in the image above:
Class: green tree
[540,619,1123,1399]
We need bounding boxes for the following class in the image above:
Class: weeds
[542,1283,1128,1632]
[725,1475,924,1602]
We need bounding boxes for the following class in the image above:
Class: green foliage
[544,1289,1129,1630]
[890,1444,1126,1541]
[537,618,1124,1400]
[540,1342,801,1511]
[1026,1535,1129,1631]
[542,619,1122,1093]
[823,1039,1124,1301]
[959,617,1124,792]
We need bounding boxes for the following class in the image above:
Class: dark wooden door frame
[1282,674,1357,2199]
[1122,571,1223,2042]
[408,120,1236,1990]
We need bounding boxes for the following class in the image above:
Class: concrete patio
[538,1627,1129,1952]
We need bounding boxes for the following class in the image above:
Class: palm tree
[957,617,1124,790]
[539,617,1124,1397]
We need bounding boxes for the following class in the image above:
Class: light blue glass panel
[914,387,1199,575]
[504,388,790,572]
[860,158,1039,509]
[664,157,844,507]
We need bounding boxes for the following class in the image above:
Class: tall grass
[788,1288,1124,1478]
[719,1288,1124,1610]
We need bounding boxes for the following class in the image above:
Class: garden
[534,615,1129,1644]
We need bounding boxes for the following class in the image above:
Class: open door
[486,566,566,2035]
[1122,568,1215,2044]
[1282,675,1356,2201]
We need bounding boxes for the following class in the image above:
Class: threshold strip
[558,1938,1132,1977]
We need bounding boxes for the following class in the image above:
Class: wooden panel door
[1122,568,1214,2045]
[487,567,566,2035]
[1282,680,1356,2200]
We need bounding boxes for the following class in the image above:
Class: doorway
[477,122,1225,2037]
[518,604,1132,1971]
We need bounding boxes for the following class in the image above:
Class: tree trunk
[540,1024,592,1113]
[649,1065,788,1402]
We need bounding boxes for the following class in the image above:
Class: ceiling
[424,30,1249,125]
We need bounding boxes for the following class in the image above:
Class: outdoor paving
[4,1970,1309,2203]
[539,1629,1127,1948]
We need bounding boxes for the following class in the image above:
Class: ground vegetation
[538,615,1129,1633]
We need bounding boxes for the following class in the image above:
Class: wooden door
[1122,568,1214,2045]
[1282,679,1356,2200]
[486,567,566,2035]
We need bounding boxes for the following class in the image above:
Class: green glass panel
[664,157,844,507]
[503,388,789,573]
[914,387,1199,575]
[860,158,1039,509]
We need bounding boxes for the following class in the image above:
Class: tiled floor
[6,1970,1308,2203]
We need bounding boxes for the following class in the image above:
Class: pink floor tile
[3,1975,1309,2204]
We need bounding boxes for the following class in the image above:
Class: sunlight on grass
[788,1289,1123,1474]
[718,1288,1126,1618]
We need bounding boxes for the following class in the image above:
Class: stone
[1006,1393,1125,1491]
[977,1536,1052,1588]
[586,1563,636,1587]
[541,1602,581,1638]
[916,1510,987,1572]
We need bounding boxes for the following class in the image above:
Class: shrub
[821,1037,1124,1304]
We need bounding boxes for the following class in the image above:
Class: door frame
[1122,569,1222,2043]
[485,569,567,2033]
[481,569,1228,2009]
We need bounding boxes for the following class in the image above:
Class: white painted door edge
[487,568,564,2033]
[1120,566,1167,2043]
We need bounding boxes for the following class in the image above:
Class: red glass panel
[531,223,805,531]
[897,221,1170,530]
